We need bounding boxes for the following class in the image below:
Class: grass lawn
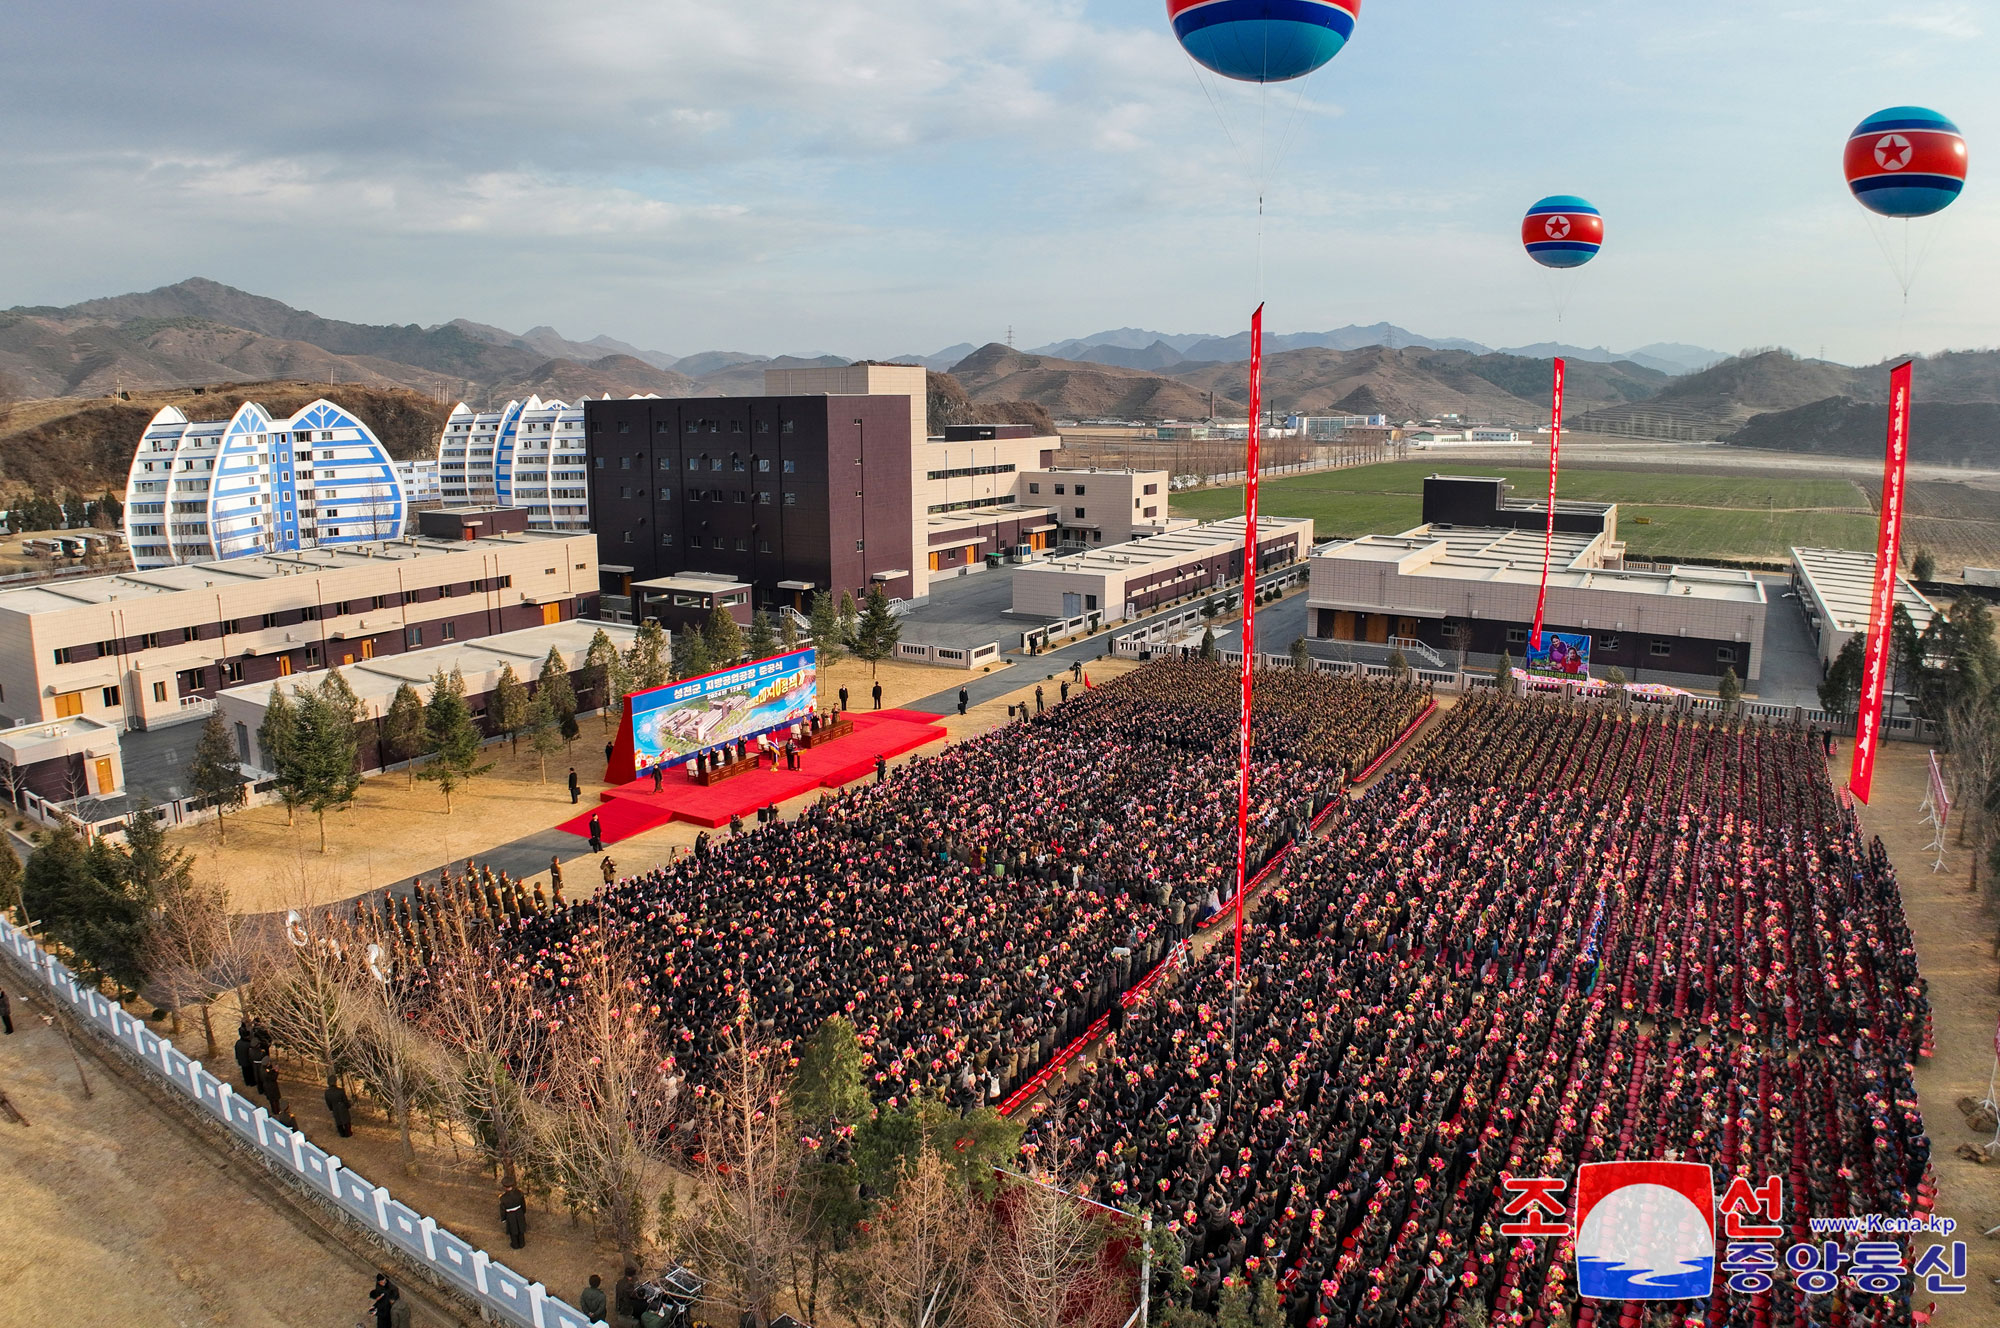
[1171,460,1876,557]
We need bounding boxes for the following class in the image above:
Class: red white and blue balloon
[1844,107,1968,218]
[1522,196,1604,270]
[1167,0,1360,84]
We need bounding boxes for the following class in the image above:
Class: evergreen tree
[23,827,149,992]
[705,605,747,668]
[837,590,860,649]
[61,491,87,529]
[790,1016,870,1129]
[670,625,712,682]
[290,685,362,852]
[807,591,844,663]
[1386,648,1409,677]
[1912,548,1936,583]
[1820,635,1865,719]
[582,627,620,711]
[525,689,563,784]
[1496,651,1517,695]
[539,646,579,737]
[96,490,123,526]
[628,620,672,692]
[382,681,428,785]
[1718,666,1742,705]
[746,608,778,661]
[1199,625,1217,660]
[850,584,902,677]
[259,686,308,828]
[490,663,530,752]
[190,709,246,842]
[319,665,364,729]
[415,668,492,813]
[122,800,194,907]
[0,836,21,922]
[1289,635,1310,669]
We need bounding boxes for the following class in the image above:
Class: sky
[1,1,1993,366]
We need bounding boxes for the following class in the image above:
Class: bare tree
[418,913,541,1190]
[667,1011,803,1325]
[249,905,360,1086]
[340,947,444,1174]
[1945,682,2000,897]
[536,927,681,1266]
[966,1165,1125,1328]
[0,758,30,814]
[141,866,238,1058]
[852,1148,988,1328]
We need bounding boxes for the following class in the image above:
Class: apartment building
[435,394,600,531]
[123,398,407,570]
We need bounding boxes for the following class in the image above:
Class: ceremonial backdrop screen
[1526,631,1591,678]
[627,647,818,771]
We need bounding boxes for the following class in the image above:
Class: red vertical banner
[1849,360,1913,804]
[1531,357,1565,651]
[1234,304,1263,983]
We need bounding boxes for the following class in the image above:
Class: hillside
[1730,397,2000,464]
[493,355,697,401]
[946,344,1214,419]
[0,380,451,501]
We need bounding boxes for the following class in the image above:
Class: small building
[0,714,125,805]
[215,618,637,776]
[1011,515,1314,623]
[1309,475,1766,681]
[1790,546,1938,668]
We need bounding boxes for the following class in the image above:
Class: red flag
[1849,361,1913,805]
[1234,304,1264,984]
[1531,357,1565,652]
[1082,673,1093,690]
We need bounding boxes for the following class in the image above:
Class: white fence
[0,915,596,1328]
[896,641,1003,669]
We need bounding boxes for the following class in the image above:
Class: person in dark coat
[604,740,615,767]
[369,1273,399,1328]
[839,685,849,712]
[958,687,969,715]
[651,761,664,793]
[588,812,604,853]
[579,1274,609,1323]
[233,1026,257,1087]
[326,1076,354,1137]
[500,1183,528,1248]
[0,987,11,1035]
[872,680,882,709]
[255,1056,282,1113]
[876,755,888,784]
[569,768,582,803]
[614,1266,640,1325]
[549,857,565,904]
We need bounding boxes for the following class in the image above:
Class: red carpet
[557,708,949,841]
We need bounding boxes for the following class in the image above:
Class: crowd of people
[1038,696,1933,1327]
[378,663,1428,1112]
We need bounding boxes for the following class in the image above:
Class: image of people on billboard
[629,648,818,768]
[1527,630,1592,679]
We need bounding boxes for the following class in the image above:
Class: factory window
[758,539,772,553]
[660,456,674,470]
[153,681,170,701]
[781,420,795,434]
[406,626,423,648]
[1055,484,1065,495]
[1598,634,1620,651]
[782,459,796,473]
[441,623,456,642]
[1074,484,1086,496]
[223,662,245,683]
[52,646,73,665]
[304,645,322,667]
[1028,483,1039,494]
[855,539,865,552]
[757,458,771,472]
[1440,622,1460,639]
[1074,508,1085,519]
[784,493,797,506]
[689,457,702,471]
[1717,645,1738,664]
[1506,627,1527,644]
[102,685,121,707]
[661,533,675,547]
[1651,639,1672,657]
[620,456,632,470]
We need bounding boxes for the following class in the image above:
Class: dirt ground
[1853,741,2000,1322]
[0,983,378,1328]
[173,653,1032,913]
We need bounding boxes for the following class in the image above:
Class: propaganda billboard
[1526,630,1592,679]
[628,647,818,769]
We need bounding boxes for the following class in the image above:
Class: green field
[1170,461,1876,561]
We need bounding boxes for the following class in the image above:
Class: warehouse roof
[1320,526,1767,604]
[1790,546,1938,634]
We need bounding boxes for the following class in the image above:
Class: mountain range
[3,280,1996,483]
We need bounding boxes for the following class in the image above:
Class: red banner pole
[1234,305,1263,985]
[1531,357,1565,652]
[1849,360,1913,804]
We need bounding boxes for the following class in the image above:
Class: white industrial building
[123,399,407,570]
[1789,546,1939,668]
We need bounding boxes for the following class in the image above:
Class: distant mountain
[1032,328,1218,356]
[694,354,850,398]
[948,344,1214,420]
[882,344,978,371]
[1031,325,1725,378]
[496,355,697,401]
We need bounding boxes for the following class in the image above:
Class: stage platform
[556,708,949,843]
